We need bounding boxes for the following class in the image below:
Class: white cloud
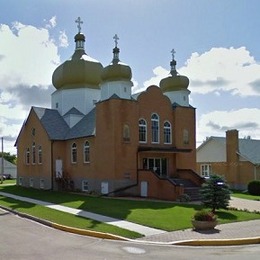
[197,108,260,145]
[140,47,260,97]
[180,47,260,96]
[0,21,61,154]
[143,66,169,88]
[45,16,57,29]
[59,30,69,47]
[0,22,60,89]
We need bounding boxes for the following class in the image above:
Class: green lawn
[0,184,259,237]
[231,190,260,201]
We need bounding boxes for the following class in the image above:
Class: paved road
[1,209,260,260]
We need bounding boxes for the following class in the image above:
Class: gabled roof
[63,107,84,116]
[197,136,260,164]
[33,107,70,140]
[65,108,96,139]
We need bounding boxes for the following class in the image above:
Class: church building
[15,18,202,201]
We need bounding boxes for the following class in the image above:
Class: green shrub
[248,180,260,196]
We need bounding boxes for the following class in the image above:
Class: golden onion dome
[101,34,132,82]
[52,32,103,90]
[160,49,189,92]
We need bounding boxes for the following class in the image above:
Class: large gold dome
[52,33,103,90]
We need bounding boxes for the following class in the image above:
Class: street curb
[1,205,260,246]
[172,237,260,246]
[0,205,128,241]
[51,223,128,241]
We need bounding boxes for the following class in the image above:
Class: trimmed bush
[248,180,260,196]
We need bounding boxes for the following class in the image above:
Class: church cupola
[160,49,190,106]
[100,34,133,100]
[51,17,103,117]
[52,17,103,90]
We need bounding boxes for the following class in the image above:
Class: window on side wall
[82,180,89,192]
[32,142,36,164]
[200,164,211,177]
[40,179,45,189]
[123,124,130,142]
[151,113,159,143]
[18,177,23,186]
[25,148,30,165]
[163,121,172,144]
[183,129,189,145]
[139,119,147,143]
[84,141,90,163]
[71,143,77,163]
[38,145,42,164]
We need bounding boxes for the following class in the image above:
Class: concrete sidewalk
[0,191,259,245]
[0,191,164,237]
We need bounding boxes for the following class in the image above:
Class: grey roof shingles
[33,107,70,140]
[200,136,260,165]
[65,108,96,139]
[33,106,96,141]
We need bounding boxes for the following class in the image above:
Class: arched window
[183,129,189,144]
[164,121,172,144]
[38,145,42,164]
[26,148,30,165]
[139,119,147,143]
[71,143,77,163]
[84,141,90,163]
[32,142,36,164]
[123,124,130,142]
[151,113,159,143]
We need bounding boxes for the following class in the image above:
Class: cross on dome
[171,49,176,60]
[75,17,83,33]
[113,34,119,48]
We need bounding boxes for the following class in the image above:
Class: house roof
[63,107,84,116]
[32,106,96,141]
[198,136,260,165]
[65,108,96,139]
[33,107,70,140]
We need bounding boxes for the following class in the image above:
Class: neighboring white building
[0,158,17,179]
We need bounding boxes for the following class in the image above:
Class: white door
[141,181,148,197]
[101,182,109,194]
[55,160,63,178]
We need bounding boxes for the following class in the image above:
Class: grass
[0,184,259,235]
[231,190,260,201]
[0,195,142,239]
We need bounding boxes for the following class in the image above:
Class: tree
[0,152,17,165]
[200,174,231,213]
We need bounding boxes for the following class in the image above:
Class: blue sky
[1,0,260,153]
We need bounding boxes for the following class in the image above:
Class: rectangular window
[38,146,42,164]
[82,180,89,192]
[29,178,34,187]
[40,179,45,189]
[26,148,30,165]
[200,164,211,177]
[164,127,171,144]
[18,177,23,186]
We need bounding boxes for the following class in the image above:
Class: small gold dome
[160,74,189,92]
[101,62,132,82]
[160,49,189,92]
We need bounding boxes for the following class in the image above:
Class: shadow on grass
[216,211,238,221]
